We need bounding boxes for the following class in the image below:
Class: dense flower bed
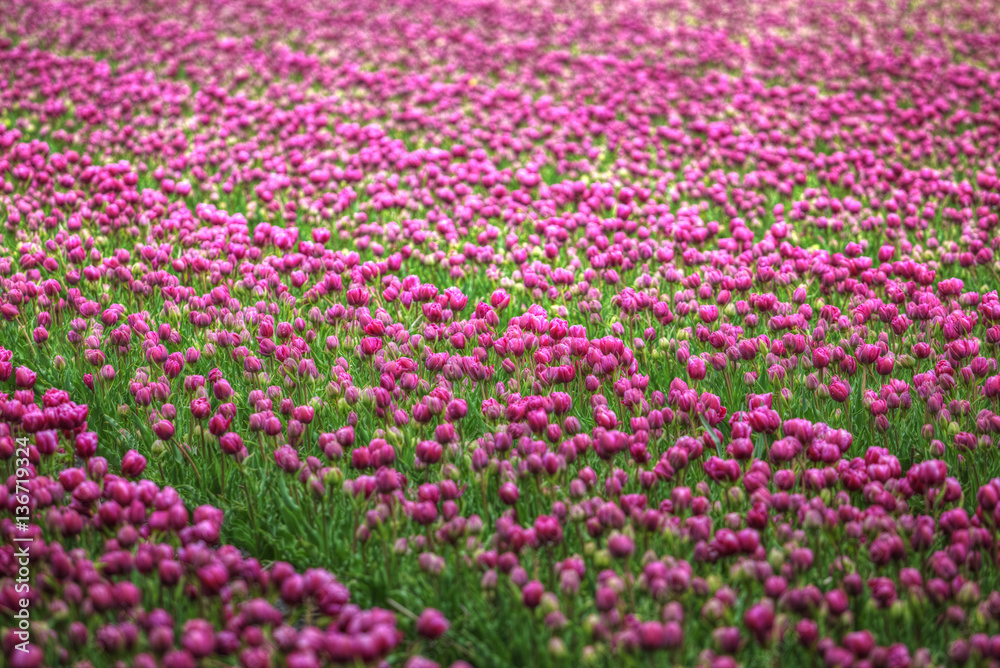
[2,0,1000,665]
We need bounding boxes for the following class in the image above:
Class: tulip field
[3,0,1000,665]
